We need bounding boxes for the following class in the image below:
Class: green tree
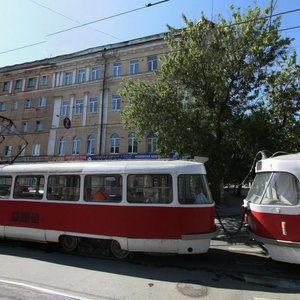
[120,5,300,202]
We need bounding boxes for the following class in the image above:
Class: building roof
[0,32,167,73]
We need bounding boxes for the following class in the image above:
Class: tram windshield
[246,172,300,206]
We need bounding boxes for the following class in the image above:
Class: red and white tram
[244,153,300,264]
[0,160,216,258]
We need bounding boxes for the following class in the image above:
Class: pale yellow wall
[0,34,168,161]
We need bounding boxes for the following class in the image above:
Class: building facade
[0,33,168,162]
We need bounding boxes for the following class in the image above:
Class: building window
[129,59,139,75]
[64,72,73,85]
[35,121,43,132]
[8,124,15,134]
[4,146,12,157]
[3,81,10,92]
[91,66,100,80]
[32,144,41,156]
[15,79,23,90]
[86,135,95,155]
[72,136,80,155]
[38,96,47,107]
[110,133,120,154]
[27,77,36,88]
[147,132,158,153]
[61,100,70,116]
[77,69,86,83]
[0,102,6,112]
[75,99,84,115]
[21,121,28,133]
[42,75,48,85]
[58,137,66,156]
[112,95,121,111]
[113,63,122,77]
[128,132,138,153]
[25,99,33,109]
[148,55,158,72]
[89,97,98,113]
[12,100,18,111]
[18,144,26,156]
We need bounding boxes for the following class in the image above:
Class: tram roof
[256,153,300,179]
[0,160,207,175]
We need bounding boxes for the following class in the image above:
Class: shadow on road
[0,237,300,295]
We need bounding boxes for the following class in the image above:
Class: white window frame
[4,146,12,157]
[12,100,18,111]
[148,55,158,72]
[128,133,138,154]
[129,59,139,75]
[61,100,70,116]
[113,63,122,77]
[86,135,95,155]
[58,137,66,156]
[147,133,158,153]
[64,72,73,85]
[21,121,28,133]
[27,77,36,88]
[18,144,26,156]
[77,69,86,83]
[38,96,47,107]
[25,99,33,109]
[35,121,43,132]
[110,133,120,154]
[32,144,41,156]
[0,102,6,112]
[89,97,98,113]
[112,95,121,111]
[75,99,84,115]
[72,136,81,155]
[42,75,48,85]
[3,81,10,92]
[15,79,23,90]
[91,66,100,80]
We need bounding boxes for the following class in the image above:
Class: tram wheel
[60,235,78,252]
[110,240,130,259]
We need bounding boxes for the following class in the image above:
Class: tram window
[261,172,300,206]
[84,174,122,202]
[0,176,12,198]
[245,173,271,204]
[13,175,44,200]
[178,174,213,204]
[47,175,80,201]
[127,174,172,203]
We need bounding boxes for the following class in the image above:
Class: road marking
[0,279,91,300]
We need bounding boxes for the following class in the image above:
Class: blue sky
[0,0,300,67]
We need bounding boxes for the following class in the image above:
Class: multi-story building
[0,33,168,162]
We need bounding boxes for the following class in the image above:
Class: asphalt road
[0,216,299,300]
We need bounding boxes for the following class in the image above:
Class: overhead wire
[30,0,122,41]
[46,0,171,37]
[0,0,170,56]
[0,41,47,55]
[0,3,300,57]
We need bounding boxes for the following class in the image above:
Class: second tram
[243,153,300,264]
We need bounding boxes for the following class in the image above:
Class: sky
[0,0,300,68]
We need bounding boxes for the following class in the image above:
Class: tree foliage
[120,5,300,201]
